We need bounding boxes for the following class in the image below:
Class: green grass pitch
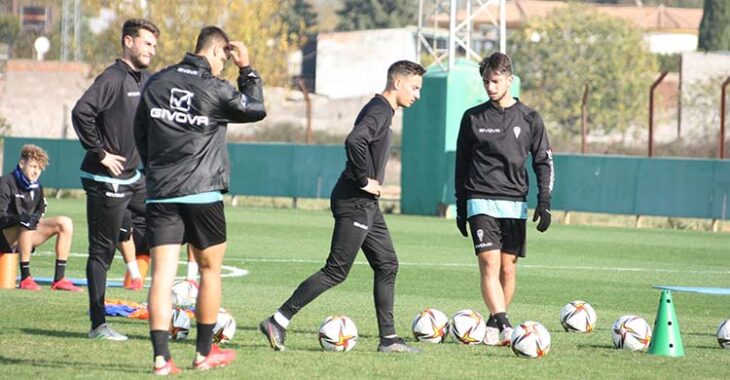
[0,198,728,379]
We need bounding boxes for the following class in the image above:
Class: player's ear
[123,35,134,49]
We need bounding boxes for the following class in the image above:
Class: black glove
[456,198,468,237]
[28,214,41,229]
[532,201,551,232]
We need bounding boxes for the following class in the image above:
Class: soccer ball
[510,321,551,359]
[717,319,730,349]
[318,315,358,352]
[213,308,236,344]
[611,315,652,351]
[449,309,486,345]
[169,307,192,340]
[412,308,449,343]
[171,280,199,307]
[560,300,597,333]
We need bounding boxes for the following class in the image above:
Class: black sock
[380,336,401,346]
[486,314,498,328]
[20,261,30,280]
[196,323,215,357]
[493,312,512,331]
[150,330,171,362]
[54,260,67,282]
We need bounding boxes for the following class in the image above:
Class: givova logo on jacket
[150,88,210,126]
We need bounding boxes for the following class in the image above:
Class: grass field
[1,198,729,379]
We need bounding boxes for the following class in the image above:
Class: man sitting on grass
[0,144,81,292]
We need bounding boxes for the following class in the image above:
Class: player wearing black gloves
[0,145,81,292]
[454,53,553,346]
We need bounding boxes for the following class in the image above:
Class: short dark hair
[479,52,512,77]
[195,26,230,54]
[387,60,426,83]
[121,19,160,46]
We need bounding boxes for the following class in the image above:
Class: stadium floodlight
[417,0,506,71]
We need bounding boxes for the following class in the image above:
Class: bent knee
[58,216,74,233]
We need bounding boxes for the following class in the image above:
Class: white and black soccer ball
[318,315,358,352]
[213,308,236,344]
[412,308,449,343]
[717,319,730,349]
[510,321,552,359]
[611,315,652,351]
[560,300,597,333]
[449,309,486,345]
[171,280,199,308]
[169,307,192,340]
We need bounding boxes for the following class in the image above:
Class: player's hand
[533,201,551,232]
[360,178,382,197]
[228,41,250,68]
[100,151,126,177]
[456,217,468,237]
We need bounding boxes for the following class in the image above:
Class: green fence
[5,137,730,220]
[3,137,345,199]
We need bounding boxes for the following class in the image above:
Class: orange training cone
[0,253,19,289]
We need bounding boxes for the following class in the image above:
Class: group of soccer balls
[168,279,237,344]
[318,300,730,357]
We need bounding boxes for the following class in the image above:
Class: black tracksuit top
[455,100,554,205]
[0,175,46,229]
[72,59,148,179]
[339,94,394,192]
[134,53,266,199]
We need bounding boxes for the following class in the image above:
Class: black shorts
[0,231,15,253]
[146,201,226,250]
[467,214,526,257]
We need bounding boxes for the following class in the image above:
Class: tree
[698,0,730,51]
[509,5,657,136]
[336,0,417,31]
[0,14,19,44]
[280,0,318,45]
[81,0,295,86]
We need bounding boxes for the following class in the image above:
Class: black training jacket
[72,59,148,179]
[0,175,46,230]
[455,100,554,208]
[134,53,266,199]
[338,94,394,192]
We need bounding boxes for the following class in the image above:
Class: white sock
[126,260,141,279]
[186,261,199,281]
[273,311,290,329]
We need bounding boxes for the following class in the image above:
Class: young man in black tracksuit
[135,26,266,374]
[260,60,425,354]
[455,52,554,346]
[72,19,159,341]
[0,144,81,292]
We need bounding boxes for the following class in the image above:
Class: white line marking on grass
[237,257,730,275]
[37,251,729,275]
[34,251,249,280]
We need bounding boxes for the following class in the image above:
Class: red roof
[432,0,702,33]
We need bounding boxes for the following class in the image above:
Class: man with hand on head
[135,26,265,375]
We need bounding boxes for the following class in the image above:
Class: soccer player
[0,144,81,292]
[134,26,266,375]
[259,60,425,353]
[454,52,554,346]
[72,19,159,341]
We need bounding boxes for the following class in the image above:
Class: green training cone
[648,290,685,357]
